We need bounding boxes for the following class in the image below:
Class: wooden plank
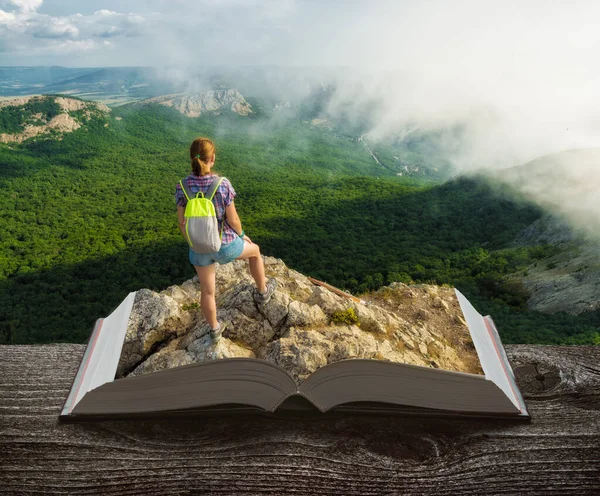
[1,344,599,495]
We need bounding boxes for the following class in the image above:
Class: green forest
[1,98,599,345]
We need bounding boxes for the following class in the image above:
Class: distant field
[0,94,40,100]
[0,93,140,107]
[74,94,141,106]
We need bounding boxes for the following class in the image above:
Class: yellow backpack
[179,177,225,253]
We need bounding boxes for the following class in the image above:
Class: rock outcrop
[141,90,252,117]
[512,215,600,314]
[0,95,110,144]
[117,257,483,384]
[514,215,578,246]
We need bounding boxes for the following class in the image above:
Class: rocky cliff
[141,90,252,117]
[0,95,110,144]
[116,257,483,385]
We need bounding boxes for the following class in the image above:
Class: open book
[60,282,529,421]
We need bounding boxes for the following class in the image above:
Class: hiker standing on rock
[175,137,277,340]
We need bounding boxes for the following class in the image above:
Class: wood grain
[1,344,599,495]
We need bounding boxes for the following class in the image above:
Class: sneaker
[209,321,228,342]
[254,278,278,306]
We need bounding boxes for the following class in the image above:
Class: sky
[2,0,600,236]
[2,0,599,73]
[3,0,599,144]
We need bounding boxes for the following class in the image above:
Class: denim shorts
[189,236,245,267]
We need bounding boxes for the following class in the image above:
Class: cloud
[0,3,149,56]
[495,149,600,241]
[30,16,79,39]
[0,9,16,23]
[94,9,117,16]
[94,25,125,38]
[290,0,600,238]
[54,38,110,52]
[7,0,42,13]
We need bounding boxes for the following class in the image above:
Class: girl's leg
[194,263,219,329]
[236,242,266,293]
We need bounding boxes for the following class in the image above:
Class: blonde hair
[190,137,216,176]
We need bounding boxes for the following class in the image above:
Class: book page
[114,258,484,387]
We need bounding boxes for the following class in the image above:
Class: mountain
[0,95,110,144]
[139,90,252,117]
[0,66,458,180]
[511,215,600,315]
[499,148,600,236]
[0,66,331,105]
[492,148,600,315]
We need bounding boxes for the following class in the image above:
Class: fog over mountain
[499,149,600,243]
[2,0,600,236]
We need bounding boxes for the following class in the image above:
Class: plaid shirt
[175,174,238,244]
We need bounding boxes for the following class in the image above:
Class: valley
[0,81,599,347]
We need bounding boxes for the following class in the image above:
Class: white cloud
[7,0,42,13]
[0,2,149,56]
[94,25,124,38]
[0,9,17,23]
[30,16,78,39]
[0,0,297,63]
[54,38,109,52]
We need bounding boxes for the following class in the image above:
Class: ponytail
[189,137,216,176]
[192,156,212,176]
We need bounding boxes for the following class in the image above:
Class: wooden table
[1,344,599,495]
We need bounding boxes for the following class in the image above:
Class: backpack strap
[206,177,225,201]
[179,179,196,202]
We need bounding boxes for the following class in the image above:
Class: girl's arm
[226,201,252,243]
[177,206,186,239]
[225,201,242,235]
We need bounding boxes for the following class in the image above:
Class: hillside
[485,148,600,315]
[0,65,456,179]
[0,95,110,143]
[139,90,252,117]
[1,99,599,346]
[510,215,600,314]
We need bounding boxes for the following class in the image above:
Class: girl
[175,137,277,340]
